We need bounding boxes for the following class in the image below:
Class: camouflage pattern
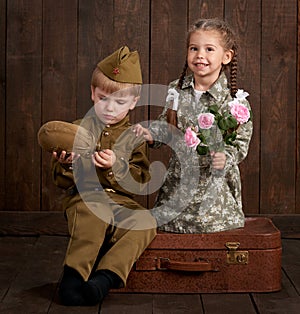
[149,72,253,233]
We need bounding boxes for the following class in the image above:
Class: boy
[48,46,156,306]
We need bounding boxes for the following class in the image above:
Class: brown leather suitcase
[114,217,282,293]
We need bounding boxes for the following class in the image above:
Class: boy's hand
[93,149,116,169]
[211,151,226,170]
[53,150,79,164]
[133,124,153,144]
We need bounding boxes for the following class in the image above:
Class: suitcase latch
[225,242,249,265]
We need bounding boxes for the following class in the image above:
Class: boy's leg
[64,199,114,281]
[59,197,114,305]
[82,209,157,305]
[59,265,85,306]
[98,208,157,283]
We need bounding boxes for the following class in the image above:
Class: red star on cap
[113,67,120,75]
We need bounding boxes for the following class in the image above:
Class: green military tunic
[149,72,253,233]
[52,112,157,285]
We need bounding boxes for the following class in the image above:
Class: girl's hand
[53,150,79,164]
[211,151,226,170]
[92,149,116,169]
[133,124,153,144]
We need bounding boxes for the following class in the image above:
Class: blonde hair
[178,18,238,97]
[91,67,141,96]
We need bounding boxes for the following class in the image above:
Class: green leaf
[218,118,229,130]
[209,105,219,114]
[224,132,237,145]
[197,133,206,144]
[197,145,208,155]
[227,116,238,129]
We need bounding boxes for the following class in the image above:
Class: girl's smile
[193,61,209,69]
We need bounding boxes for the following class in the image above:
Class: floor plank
[0,237,37,302]
[152,294,203,314]
[281,239,300,293]
[49,302,99,314]
[101,294,153,313]
[0,236,67,313]
[252,270,300,314]
[251,239,300,314]
[201,293,257,314]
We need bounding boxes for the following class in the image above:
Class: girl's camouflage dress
[149,72,253,233]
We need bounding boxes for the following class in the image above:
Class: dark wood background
[0,0,299,217]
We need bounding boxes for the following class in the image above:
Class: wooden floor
[0,236,299,314]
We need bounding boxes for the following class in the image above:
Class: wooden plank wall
[0,0,299,216]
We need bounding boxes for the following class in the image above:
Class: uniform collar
[181,72,230,102]
[205,72,230,102]
[98,114,131,130]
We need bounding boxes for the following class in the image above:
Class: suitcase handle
[159,258,213,272]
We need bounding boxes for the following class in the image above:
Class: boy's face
[91,86,138,125]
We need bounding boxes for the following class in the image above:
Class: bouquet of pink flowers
[184,89,252,155]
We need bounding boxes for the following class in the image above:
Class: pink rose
[184,127,200,150]
[198,113,215,129]
[230,101,250,124]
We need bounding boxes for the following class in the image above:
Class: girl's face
[187,30,233,86]
[91,86,138,125]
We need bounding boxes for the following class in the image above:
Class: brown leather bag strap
[159,258,213,272]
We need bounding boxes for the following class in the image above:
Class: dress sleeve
[224,99,253,171]
[148,81,179,147]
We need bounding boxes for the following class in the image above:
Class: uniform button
[104,131,109,136]
[108,171,113,176]
[111,237,117,243]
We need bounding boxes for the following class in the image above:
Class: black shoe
[82,270,121,305]
[59,266,85,306]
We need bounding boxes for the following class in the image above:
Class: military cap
[97,46,142,84]
[37,121,94,156]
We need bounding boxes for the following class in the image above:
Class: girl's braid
[229,53,238,97]
[177,60,188,90]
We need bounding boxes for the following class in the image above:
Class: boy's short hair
[91,68,141,97]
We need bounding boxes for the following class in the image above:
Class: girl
[135,18,253,233]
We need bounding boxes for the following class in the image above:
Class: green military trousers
[63,192,157,286]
